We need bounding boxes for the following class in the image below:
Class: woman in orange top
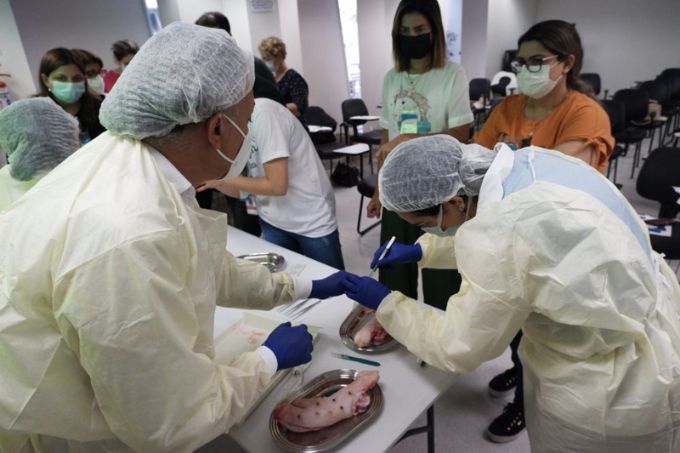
[474,20,615,444]
[476,21,614,173]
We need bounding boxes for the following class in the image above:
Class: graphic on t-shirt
[393,91,432,134]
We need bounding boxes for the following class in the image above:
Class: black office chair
[612,88,650,177]
[580,72,608,99]
[356,173,380,235]
[636,147,680,260]
[341,98,381,173]
[636,80,670,153]
[601,99,626,186]
[301,105,350,172]
[656,70,680,142]
[469,78,491,131]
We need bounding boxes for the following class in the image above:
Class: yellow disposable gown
[0,132,304,452]
[0,165,40,212]
[376,146,680,452]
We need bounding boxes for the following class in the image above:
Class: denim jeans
[259,219,345,270]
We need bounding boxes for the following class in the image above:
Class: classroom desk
[218,227,455,452]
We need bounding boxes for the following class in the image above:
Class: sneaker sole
[485,428,524,443]
[488,386,516,398]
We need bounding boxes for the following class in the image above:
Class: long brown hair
[38,47,103,138]
[518,20,595,98]
[391,0,447,72]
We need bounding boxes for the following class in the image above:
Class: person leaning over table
[366,0,474,312]
[0,23,352,453]
[343,135,680,453]
[0,97,80,212]
[473,19,615,442]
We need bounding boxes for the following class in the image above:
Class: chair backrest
[659,68,680,79]
[637,80,670,105]
[469,78,491,101]
[601,99,626,134]
[341,98,369,124]
[636,147,680,215]
[580,73,601,96]
[656,73,680,101]
[300,106,337,145]
[612,89,649,123]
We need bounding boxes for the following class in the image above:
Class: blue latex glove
[310,271,357,299]
[262,322,313,370]
[370,242,423,270]
[344,276,391,310]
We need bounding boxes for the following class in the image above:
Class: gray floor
[210,135,679,453]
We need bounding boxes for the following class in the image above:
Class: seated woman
[37,47,105,144]
[258,36,309,118]
[103,39,139,93]
[0,98,80,211]
[344,135,680,453]
[72,49,105,97]
[198,97,344,270]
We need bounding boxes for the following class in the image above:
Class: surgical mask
[50,80,86,104]
[216,114,251,180]
[264,60,277,73]
[422,203,467,237]
[87,75,105,95]
[516,64,562,99]
[398,33,432,60]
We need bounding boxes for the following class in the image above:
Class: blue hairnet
[100,22,255,140]
[379,135,495,212]
[0,98,80,181]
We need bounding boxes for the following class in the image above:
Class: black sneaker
[488,367,518,398]
[486,402,525,443]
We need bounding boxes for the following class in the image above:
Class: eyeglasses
[510,55,560,74]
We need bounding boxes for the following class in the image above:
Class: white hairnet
[0,98,80,181]
[99,22,255,140]
[379,135,495,212]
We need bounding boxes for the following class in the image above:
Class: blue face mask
[50,80,85,104]
[421,203,467,237]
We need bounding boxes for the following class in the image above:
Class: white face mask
[421,203,467,237]
[87,75,105,95]
[516,64,562,99]
[216,114,252,180]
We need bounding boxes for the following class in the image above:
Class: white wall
[460,0,489,79]
[485,0,536,77]
[278,0,303,73]
[247,1,282,56]
[536,0,680,94]
[9,0,151,82]
[0,0,35,100]
[297,0,349,122]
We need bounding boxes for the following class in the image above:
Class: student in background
[367,0,473,314]
[259,36,309,118]
[473,20,614,443]
[37,47,105,144]
[103,39,139,93]
[72,49,105,97]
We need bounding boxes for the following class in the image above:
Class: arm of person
[286,102,301,117]
[54,232,281,452]
[375,215,531,374]
[416,233,458,269]
[554,140,597,168]
[287,72,309,117]
[208,158,289,197]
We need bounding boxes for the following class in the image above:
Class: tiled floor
[211,136,678,453]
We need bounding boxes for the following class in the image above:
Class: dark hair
[111,39,139,62]
[195,11,231,34]
[518,20,595,98]
[37,48,104,138]
[413,194,469,217]
[71,49,103,71]
[391,0,447,72]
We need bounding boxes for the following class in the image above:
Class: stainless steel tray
[269,369,383,453]
[237,252,285,272]
[339,305,399,354]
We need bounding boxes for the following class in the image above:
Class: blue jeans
[259,220,345,270]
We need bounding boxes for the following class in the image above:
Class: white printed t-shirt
[380,61,474,141]
[247,98,337,238]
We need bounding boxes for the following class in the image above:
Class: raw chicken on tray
[273,371,380,432]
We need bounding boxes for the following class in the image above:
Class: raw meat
[353,312,389,348]
[273,371,380,432]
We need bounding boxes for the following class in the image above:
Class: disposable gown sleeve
[377,220,532,374]
[216,251,303,309]
[417,233,458,270]
[53,232,275,452]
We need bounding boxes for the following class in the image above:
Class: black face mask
[398,33,432,60]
